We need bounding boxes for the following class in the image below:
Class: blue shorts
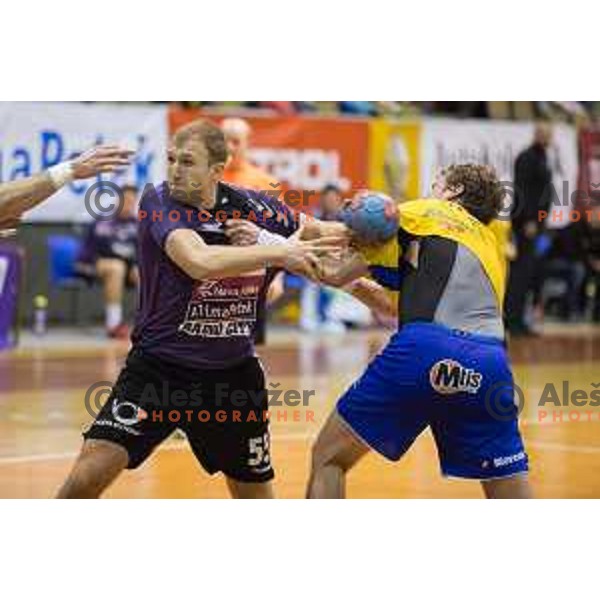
[337,322,528,480]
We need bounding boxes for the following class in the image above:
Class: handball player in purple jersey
[57,120,339,499]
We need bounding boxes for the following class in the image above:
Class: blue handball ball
[338,192,398,245]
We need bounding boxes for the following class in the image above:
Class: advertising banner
[0,102,168,222]
[368,119,421,201]
[420,118,578,227]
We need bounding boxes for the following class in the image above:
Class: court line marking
[527,441,600,454]
[0,432,312,466]
[0,451,78,465]
[3,430,600,466]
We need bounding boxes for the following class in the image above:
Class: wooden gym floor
[1,325,599,498]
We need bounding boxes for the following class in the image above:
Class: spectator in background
[299,185,347,333]
[293,102,318,113]
[433,101,488,118]
[505,122,553,336]
[221,117,277,191]
[338,101,378,116]
[258,101,297,115]
[76,185,139,339]
[318,184,344,220]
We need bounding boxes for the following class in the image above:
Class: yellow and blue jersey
[358,199,506,303]
[357,198,508,339]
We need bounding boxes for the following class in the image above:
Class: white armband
[48,161,75,189]
[257,228,288,246]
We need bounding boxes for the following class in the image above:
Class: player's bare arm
[224,217,394,318]
[302,218,397,315]
[225,217,367,285]
[297,216,335,241]
[343,278,398,318]
[316,245,368,287]
[165,228,343,281]
[0,145,133,221]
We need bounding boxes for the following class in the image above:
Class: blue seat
[47,235,82,285]
[47,235,87,323]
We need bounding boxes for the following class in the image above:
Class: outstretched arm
[0,145,132,222]
[224,217,397,316]
[225,215,360,283]
[165,228,342,281]
[315,245,369,287]
[0,173,58,220]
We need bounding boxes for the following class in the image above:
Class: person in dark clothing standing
[583,208,600,322]
[505,123,553,335]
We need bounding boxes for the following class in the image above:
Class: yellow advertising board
[368,119,421,202]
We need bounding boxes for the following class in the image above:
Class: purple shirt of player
[131,182,299,370]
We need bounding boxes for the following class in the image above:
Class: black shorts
[84,349,273,483]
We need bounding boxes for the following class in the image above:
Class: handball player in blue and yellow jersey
[304,164,531,499]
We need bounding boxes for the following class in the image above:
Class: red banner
[579,128,600,206]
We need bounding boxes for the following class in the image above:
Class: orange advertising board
[170,109,370,211]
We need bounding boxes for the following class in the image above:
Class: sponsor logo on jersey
[111,398,148,427]
[429,359,483,395]
[482,452,527,470]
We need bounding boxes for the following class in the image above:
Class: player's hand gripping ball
[338,192,399,246]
